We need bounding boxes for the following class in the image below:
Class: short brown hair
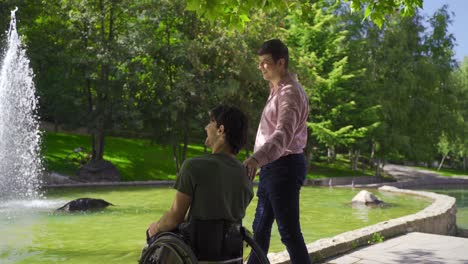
[257,39,289,69]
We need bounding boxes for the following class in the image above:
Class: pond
[425,188,468,229]
[0,186,431,264]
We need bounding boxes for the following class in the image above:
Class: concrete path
[346,164,468,189]
[384,164,468,182]
[325,232,468,264]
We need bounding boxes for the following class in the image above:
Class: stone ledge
[305,176,390,186]
[43,180,261,188]
[43,180,176,188]
[354,178,468,189]
[267,186,457,264]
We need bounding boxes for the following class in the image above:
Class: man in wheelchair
[143,105,255,263]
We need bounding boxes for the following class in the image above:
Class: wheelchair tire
[241,227,270,264]
[139,232,198,264]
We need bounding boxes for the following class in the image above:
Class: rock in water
[57,198,113,212]
[351,190,383,205]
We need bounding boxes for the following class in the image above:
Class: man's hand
[148,221,160,237]
[243,156,259,181]
[147,191,192,239]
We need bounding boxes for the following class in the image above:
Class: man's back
[175,153,253,222]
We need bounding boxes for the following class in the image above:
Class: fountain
[0,7,43,200]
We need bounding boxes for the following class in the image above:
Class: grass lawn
[413,166,468,177]
[307,157,374,179]
[42,132,205,181]
[42,132,374,181]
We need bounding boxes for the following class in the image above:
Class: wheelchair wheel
[139,232,198,264]
[241,227,270,264]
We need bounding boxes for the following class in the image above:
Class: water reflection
[427,189,468,229]
[0,187,431,264]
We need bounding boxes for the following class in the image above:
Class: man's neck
[212,144,235,158]
[271,70,289,90]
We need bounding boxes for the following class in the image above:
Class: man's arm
[148,191,192,237]
[244,85,301,178]
[255,86,301,161]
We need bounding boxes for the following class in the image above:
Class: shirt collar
[269,72,298,93]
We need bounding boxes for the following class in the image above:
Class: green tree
[424,5,460,168]
[122,1,270,172]
[63,0,120,163]
[339,8,383,171]
[284,1,376,164]
[450,57,468,169]
[361,13,431,169]
[184,0,423,28]
[22,2,87,132]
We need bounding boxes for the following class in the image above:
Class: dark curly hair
[209,105,248,155]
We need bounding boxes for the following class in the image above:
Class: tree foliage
[1,0,466,178]
[185,0,423,28]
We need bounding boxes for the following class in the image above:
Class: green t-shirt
[174,153,253,222]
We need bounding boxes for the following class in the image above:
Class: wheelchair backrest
[180,219,243,261]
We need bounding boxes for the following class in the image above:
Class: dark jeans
[248,153,311,264]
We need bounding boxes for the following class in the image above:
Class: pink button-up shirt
[251,73,309,167]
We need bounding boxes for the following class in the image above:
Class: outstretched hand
[243,157,259,181]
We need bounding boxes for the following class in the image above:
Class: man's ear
[278,58,286,67]
[217,124,225,135]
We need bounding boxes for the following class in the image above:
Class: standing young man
[243,39,310,264]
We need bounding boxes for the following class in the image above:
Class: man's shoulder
[279,74,304,91]
[278,80,307,101]
[183,154,244,172]
[185,154,218,162]
[182,154,220,168]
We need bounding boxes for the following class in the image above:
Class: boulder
[56,198,113,212]
[352,190,383,205]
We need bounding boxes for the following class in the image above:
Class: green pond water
[426,188,468,229]
[0,186,431,264]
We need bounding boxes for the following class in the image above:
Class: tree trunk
[348,150,352,162]
[54,118,59,132]
[172,136,180,173]
[95,122,105,161]
[85,77,97,160]
[327,146,336,162]
[352,149,360,171]
[305,137,314,164]
[181,118,189,165]
[437,154,447,171]
[370,141,375,166]
[89,0,114,162]
[375,158,382,177]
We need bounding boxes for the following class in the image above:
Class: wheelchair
[139,223,269,264]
